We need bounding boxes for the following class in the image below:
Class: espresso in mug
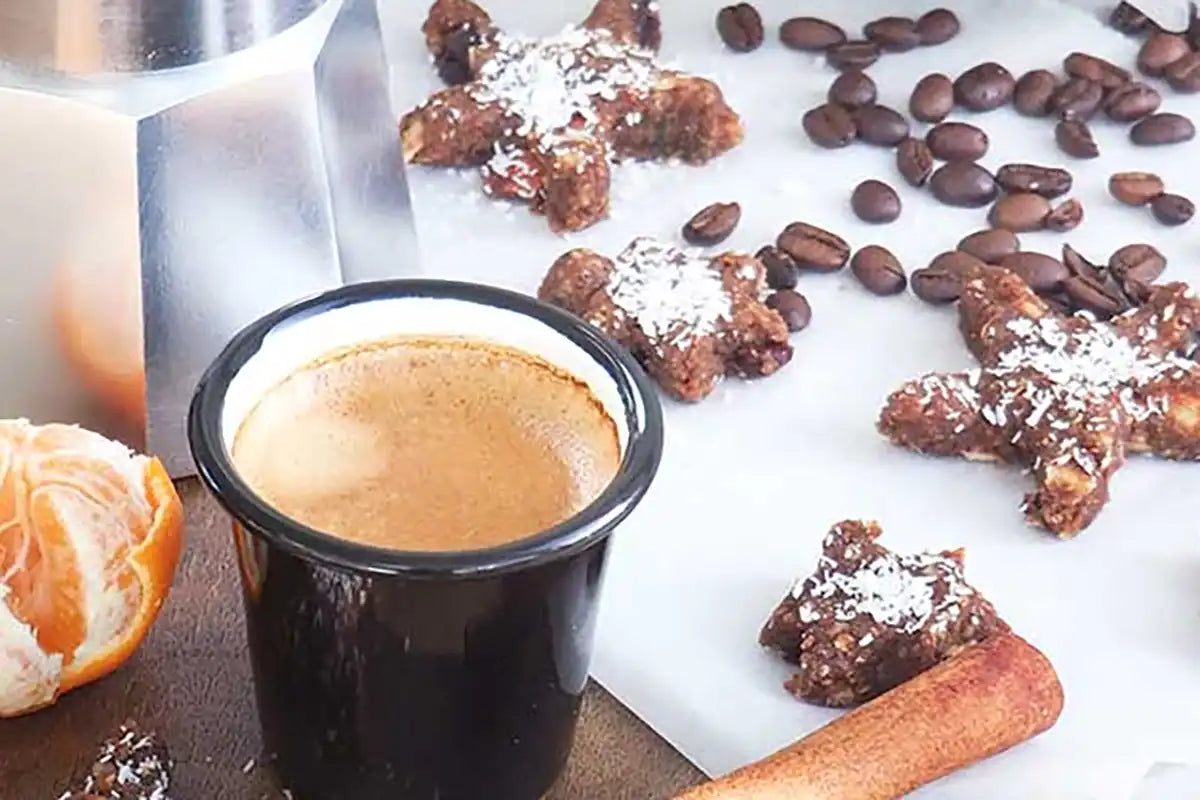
[230,335,621,551]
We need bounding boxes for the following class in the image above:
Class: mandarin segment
[0,419,183,717]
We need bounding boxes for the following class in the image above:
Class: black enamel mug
[188,280,663,800]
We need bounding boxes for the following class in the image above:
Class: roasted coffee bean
[911,252,984,304]
[1063,275,1128,318]
[1164,52,1200,92]
[757,246,798,290]
[954,62,1016,111]
[776,222,850,271]
[1108,171,1164,206]
[766,290,812,332]
[910,268,962,304]
[1062,243,1104,282]
[1055,120,1099,158]
[1110,2,1151,34]
[995,163,1073,198]
[1109,243,1166,283]
[779,17,846,51]
[896,137,934,187]
[989,192,1051,232]
[1151,193,1195,225]
[915,8,960,45]
[957,228,1019,263]
[851,245,907,295]
[827,40,881,71]
[997,252,1069,292]
[1013,70,1058,117]
[1130,112,1196,145]
[1047,77,1103,121]
[1138,32,1190,77]
[910,73,954,123]
[682,201,741,245]
[1102,81,1161,122]
[803,104,856,148]
[828,69,877,108]
[864,16,920,52]
[1063,52,1130,89]
[716,4,764,52]
[851,180,901,223]
[929,161,997,207]
[925,121,988,161]
[852,105,910,146]
[1045,198,1084,232]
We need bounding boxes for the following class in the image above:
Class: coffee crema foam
[230,336,620,552]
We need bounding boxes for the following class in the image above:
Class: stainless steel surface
[0,0,418,477]
[0,0,329,74]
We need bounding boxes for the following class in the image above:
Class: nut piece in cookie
[58,720,172,800]
[879,265,1200,537]
[400,0,743,232]
[539,237,792,401]
[760,520,1007,708]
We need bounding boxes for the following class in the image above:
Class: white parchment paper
[384,1,1200,796]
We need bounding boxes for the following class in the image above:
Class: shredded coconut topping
[470,26,658,147]
[792,525,975,635]
[607,237,732,349]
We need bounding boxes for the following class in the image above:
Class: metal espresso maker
[0,0,417,477]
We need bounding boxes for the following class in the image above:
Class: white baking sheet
[383,1,1200,796]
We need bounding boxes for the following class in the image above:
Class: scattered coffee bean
[756,246,798,290]
[716,4,764,52]
[1130,112,1196,145]
[1108,171,1165,206]
[1013,70,1058,116]
[954,62,1016,111]
[851,180,901,223]
[911,251,985,304]
[915,8,960,45]
[852,105,910,146]
[896,137,934,187]
[827,40,880,70]
[682,201,741,245]
[1189,14,1200,51]
[1045,198,1084,232]
[766,290,812,332]
[779,17,846,51]
[1109,243,1166,283]
[776,222,850,271]
[864,16,920,52]
[910,73,954,123]
[1063,274,1128,318]
[995,163,1073,198]
[1151,193,1195,225]
[1047,77,1103,121]
[1055,119,1099,158]
[1062,243,1104,282]
[989,192,1051,232]
[957,228,1019,263]
[803,104,856,148]
[1165,52,1200,92]
[1063,52,1130,89]
[925,121,988,161]
[930,161,998,207]
[851,245,907,295]
[828,69,877,108]
[1110,2,1151,34]
[1102,81,1161,122]
[997,252,1068,293]
[1137,32,1190,77]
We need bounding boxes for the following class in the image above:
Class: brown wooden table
[0,480,704,799]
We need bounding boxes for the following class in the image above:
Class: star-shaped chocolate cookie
[880,265,1200,538]
[539,237,792,401]
[400,0,744,232]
